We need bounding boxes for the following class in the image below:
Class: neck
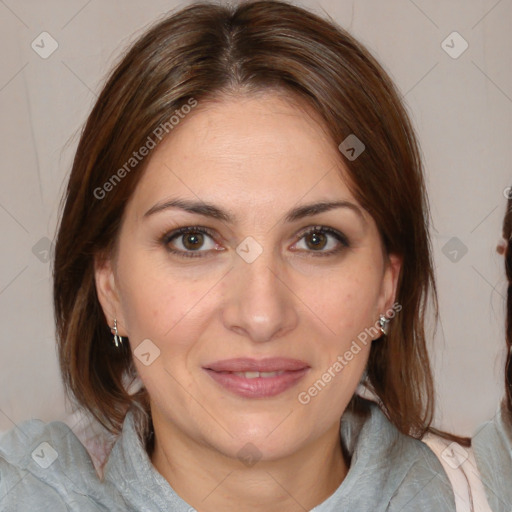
[150,415,348,512]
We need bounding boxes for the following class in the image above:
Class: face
[95,93,401,462]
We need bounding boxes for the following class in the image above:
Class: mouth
[203,358,310,398]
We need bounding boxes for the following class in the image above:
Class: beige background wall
[0,0,510,436]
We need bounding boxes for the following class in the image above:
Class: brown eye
[182,231,205,250]
[293,226,349,256]
[162,226,218,258]
[305,230,328,250]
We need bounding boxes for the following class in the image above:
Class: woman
[0,1,458,510]
[472,194,512,511]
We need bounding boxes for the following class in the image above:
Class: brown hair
[54,0,455,445]
[501,193,512,413]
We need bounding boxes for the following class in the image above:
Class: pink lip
[203,358,310,398]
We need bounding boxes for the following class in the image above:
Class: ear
[94,253,128,336]
[497,238,507,255]
[378,252,402,315]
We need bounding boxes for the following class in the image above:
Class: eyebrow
[143,197,366,224]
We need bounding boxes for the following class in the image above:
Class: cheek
[308,266,382,338]
[116,251,218,345]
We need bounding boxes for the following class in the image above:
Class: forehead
[129,93,358,217]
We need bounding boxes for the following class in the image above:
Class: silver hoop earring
[111,319,123,348]
[378,315,390,336]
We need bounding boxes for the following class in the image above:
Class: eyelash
[160,225,350,259]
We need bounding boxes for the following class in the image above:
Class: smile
[203,358,310,398]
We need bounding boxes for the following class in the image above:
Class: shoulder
[0,417,124,510]
[472,403,512,510]
[423,432,494,512]
[0,416,92,476]
[473,401,512,453]
[386,437,456,511]
[336,398,456,510]
[364,401,456,511]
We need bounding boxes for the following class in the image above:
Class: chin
[207,415,312,462]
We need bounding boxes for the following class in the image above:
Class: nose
[221,245,299,344]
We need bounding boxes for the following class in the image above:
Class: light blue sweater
[0,398,456,511]
[472,402,512,511]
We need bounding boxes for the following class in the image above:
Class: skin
[95,93,401,512]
